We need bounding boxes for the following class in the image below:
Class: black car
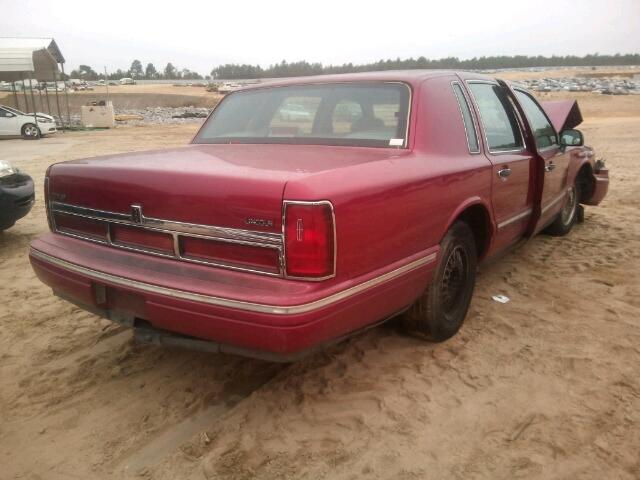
[0,161,35,231]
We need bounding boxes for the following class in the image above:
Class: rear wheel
[403,221,477,341]
[545,182,580,236]
[21,123,40,140]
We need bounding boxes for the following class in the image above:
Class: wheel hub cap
[561,186,577,225]
[441,246,468,312]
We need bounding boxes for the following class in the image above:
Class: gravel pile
[58,106,212,129]
[115,107,211,125]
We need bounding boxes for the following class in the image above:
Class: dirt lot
[1,93,639,480]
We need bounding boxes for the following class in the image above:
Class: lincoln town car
[29,71,609,361]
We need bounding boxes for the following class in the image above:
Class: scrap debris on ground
[67,107,211,127]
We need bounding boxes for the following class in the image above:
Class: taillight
[111,224,174,254]
[54,213,108,240]
[180,236,280,274]
[284,201,335,279]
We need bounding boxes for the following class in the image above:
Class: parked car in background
[119,77,136,85]
[217,82,242,94]
[29,71,609,361]
[0,161,35,231]
[278,103,313,121]
[0,105,57,139]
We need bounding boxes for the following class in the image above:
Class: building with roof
[0,37,70,129]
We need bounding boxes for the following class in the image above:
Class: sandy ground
[0,93,639,480]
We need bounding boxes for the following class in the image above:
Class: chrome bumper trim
[30,248,437,315]
[51,201,282,245]
[50,201,284,277]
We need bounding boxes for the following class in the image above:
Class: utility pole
[104,66,110,104]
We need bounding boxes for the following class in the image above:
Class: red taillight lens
[111,224,174,254]
[180,236,280,273]
[54,213,108,240]
[284,202,335,279]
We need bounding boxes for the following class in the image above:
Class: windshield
[3,106,25,115]
[194,82,411,148]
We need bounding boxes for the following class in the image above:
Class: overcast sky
[1,0,638,75]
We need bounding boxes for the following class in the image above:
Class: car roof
[237,70,497,90]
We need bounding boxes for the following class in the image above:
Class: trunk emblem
[296,219,304,241]
[131,204,144,224]
[245,218,274,228]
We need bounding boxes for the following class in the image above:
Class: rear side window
[452,83,479,153]
[468,83,523,152]
[514,90,558,149]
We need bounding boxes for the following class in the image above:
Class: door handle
[545,161,556,172]
[497,167,511,179]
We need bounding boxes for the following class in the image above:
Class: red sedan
[29,71,609,361]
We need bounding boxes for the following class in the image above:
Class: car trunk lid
[47,143,408,276]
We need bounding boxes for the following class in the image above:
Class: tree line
[67,53,640,81]
[211,53,640,79]
[68,60,203,80]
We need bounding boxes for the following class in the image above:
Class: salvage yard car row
[522,76,639,95]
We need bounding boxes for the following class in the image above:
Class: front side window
[514,90,558,149]
[468,83,523,152]
[194,83,410,148]
[2,106,24,115]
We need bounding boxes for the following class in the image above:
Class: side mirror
[560,129,583,147]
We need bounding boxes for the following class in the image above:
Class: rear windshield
[194,82,411,148]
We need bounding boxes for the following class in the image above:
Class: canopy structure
[0,37,71,129]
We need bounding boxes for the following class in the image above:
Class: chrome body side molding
[541,189,568,215]
[497,208,533,230]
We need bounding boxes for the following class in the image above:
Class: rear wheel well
[576,163,594,202]
[455,205,491,260]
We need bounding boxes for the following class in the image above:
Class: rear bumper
[584,169,609,206]
[29,233,437,360]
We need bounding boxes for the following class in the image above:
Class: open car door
[498,81,583,236]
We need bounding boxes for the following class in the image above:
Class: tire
[545,182,581,236]
[21,123,41,140]
[0,221,15,232]
[403,221,477,341]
